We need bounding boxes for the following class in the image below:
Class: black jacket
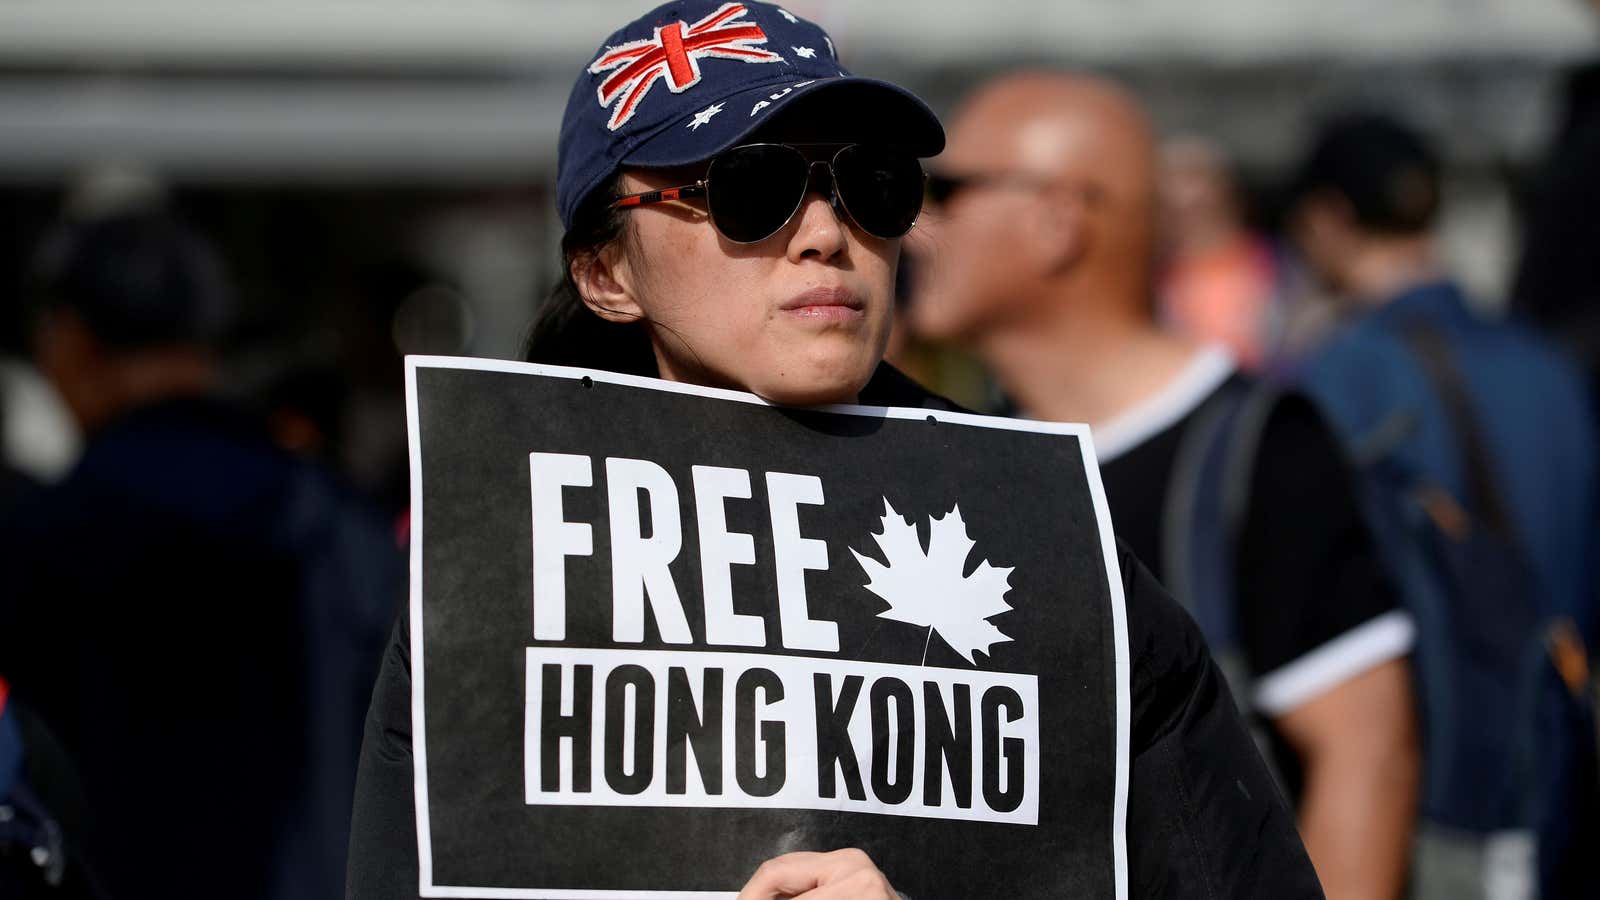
[0,396,404,900]
[346,365,1323,898]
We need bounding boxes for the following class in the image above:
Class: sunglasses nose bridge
[804,159,845,220]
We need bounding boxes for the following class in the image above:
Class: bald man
[910,72,1419,899]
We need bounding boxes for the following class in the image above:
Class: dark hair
[523,176,659,376]
[1290,111,1441,235]
[26,211,234,350]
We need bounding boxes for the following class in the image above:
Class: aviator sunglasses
[611,143,927,244]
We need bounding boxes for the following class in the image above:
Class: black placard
[406,357,1130,899]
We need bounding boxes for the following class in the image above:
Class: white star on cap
[825,36,836,57]
[793,45,816,59]
[775,7,799,23]
[687,102,725,130]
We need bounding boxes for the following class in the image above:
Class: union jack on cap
[555,1,943,229]
[589,3,786,132]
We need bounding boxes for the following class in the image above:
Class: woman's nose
[788,191,848,261]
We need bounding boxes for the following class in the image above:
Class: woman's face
[578,162,899,406]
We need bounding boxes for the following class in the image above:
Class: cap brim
[621,76,944,170]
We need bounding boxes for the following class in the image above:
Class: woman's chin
[749,363,875,408]
[656,329,886,407]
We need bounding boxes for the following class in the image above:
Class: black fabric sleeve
[346,620,420,900]
[1122,546,1324,899]
[1233,393,1404,679]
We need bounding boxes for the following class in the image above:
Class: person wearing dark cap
[347,4,1321,898]
[0,211,405,900]
[1286,111,1600,899]
[24,212,229,434]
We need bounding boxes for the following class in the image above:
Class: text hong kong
[524,453,1041,825]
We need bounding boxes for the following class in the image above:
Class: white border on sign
[404,355,1133,900]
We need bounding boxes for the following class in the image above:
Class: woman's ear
[572,241,644,323]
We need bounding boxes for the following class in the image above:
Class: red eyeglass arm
[611,182,708,209]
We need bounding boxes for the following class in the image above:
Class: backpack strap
[1399,325,1521,543]
[1217,383,1283,539]
[1545,617,1600,793]
[1163,377,1292,791]
[1162,379,1284,657]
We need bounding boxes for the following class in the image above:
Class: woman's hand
[736,849,899,900]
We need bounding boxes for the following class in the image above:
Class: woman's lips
[780,287,865,321]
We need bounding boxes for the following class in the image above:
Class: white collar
[1091,346,1237,463]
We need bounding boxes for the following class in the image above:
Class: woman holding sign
[348,3,1323,898]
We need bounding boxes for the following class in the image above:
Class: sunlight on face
[614,165,898,407]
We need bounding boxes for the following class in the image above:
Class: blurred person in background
[1286,111,1599,899]
[1513,0,1600,414]
[253,353,350,461]
[0,210,404,900]
[1158,135,1285,371]
[909,71,1419,899]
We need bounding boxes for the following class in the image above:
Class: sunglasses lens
[834,145,925,239]
[706,145,809,243]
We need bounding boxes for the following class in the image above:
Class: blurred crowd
[2,4,1600,900]
[899,75,1598,900]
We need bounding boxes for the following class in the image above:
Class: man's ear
[31,307,106,432]
[572,241,644,323]
[1290,189,1356,257]
[33,308,98,380]
[1298,189,1356,235]
[1028,188,1091,275]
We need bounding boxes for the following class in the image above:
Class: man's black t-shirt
[345,364,1325,899]
[1095,349,1410,793]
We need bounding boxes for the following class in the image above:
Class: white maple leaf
[850,499,1015,665]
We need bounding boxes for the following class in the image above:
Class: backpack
[1364,325,1598,898]
[1,678,19,802]
[0,680,92,899]
[1165,356,1600,898]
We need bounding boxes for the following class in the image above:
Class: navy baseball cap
[556,1,944,229]
[27,211,235,350]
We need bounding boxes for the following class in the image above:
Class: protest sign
[405,357,1131,899]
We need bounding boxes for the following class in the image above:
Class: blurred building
[0,0,1593,482]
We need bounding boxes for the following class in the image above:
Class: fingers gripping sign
[737,849,899,900]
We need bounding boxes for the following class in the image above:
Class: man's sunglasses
[611,143,927,244]
[924,171,1104,207]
